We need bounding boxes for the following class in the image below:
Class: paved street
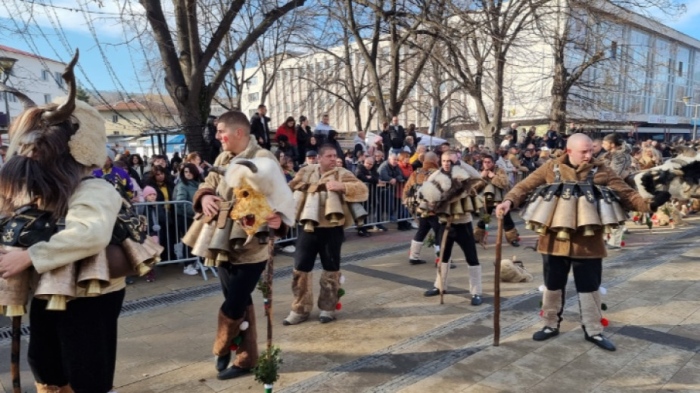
[2,217,700,393]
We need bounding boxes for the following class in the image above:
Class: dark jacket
[173,179,200,219]
[296,124,313,162]
[388,124,406,149]
[250,112,271,150]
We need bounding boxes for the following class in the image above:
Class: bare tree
[138,0,306,162]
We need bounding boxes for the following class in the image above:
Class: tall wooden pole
[11,316,21,393]
[493,217,504,346]
[266,237,275,351]
[437,216,453,305]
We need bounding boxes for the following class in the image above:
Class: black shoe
[409,258,427,265]
[510,240,520,247]
[215,353,231,372]
[377,224,388,231]
[217,365,251,380]
[471,295,483,306]
[424,287,446,297]
[533,326,560,341]
[585,334,616,351]
[125,276,135,285]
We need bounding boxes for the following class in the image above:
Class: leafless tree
[138,0,306,161]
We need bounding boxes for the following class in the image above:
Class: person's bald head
[424,151,438,164]
[566,133,593,167]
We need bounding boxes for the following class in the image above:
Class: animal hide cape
[420,164,486,210]
[634,158,700,200]
[225,157,295,236]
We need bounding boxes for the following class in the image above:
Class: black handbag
[0,206,57,247]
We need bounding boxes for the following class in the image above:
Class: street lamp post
[682,96,699,141]
[0,56,18,130]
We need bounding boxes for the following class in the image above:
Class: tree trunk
[549,91,568,134]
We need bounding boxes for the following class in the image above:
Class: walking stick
[11,316,21,393]
[265,236,275,350]
[437,215,453,305]
[493,216,504,347]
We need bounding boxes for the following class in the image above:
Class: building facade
[0,45,69,129]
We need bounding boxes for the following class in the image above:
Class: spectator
[508,123,519,146]
[353,130,367,159]
[307,135,320,156]
[299,150,318,168]
[639,147,660,170]
[500,134,513,149]
[250,104,272,149]
[296,115,313,164]
[114,160,143,204]
[377,153,406,229]
[314,113,333,144]
[355,156,380,235]
[276,116,298,147]
[388,116,406,155]
[592,138,606,158]
[327,130,344,159]
[496,149,517,187]
[410,145,427,170]
[280,156,296,182]
[630,146,642,172]
[379,121,391,157]
[140,186,164,282]
[406,123,421,145]
[145,165,176,261]
[537,148,552,167]
[545,129,559,149]
[275,134,297,163]
[127,153,145,186]
[374,150,385,166]
[94,148,134,199]
[174,163,201,276]
[185,151,211,180]
[397,151,415,230]
[404,136,416,155]
[170,151,183,168]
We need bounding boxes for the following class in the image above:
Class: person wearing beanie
[94,147,134,199]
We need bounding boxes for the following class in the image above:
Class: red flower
[601,318,609,327]
[336,303,342,311]
[633,216,639,222]
[539,310,544,317]
[620,241,626,247]
[230,344,238,351]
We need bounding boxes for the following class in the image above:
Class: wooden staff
[11,316,21,393]
[493,216,504,347]
[265,236,275,350]
[437,215,453,305]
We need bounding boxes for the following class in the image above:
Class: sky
[1,0,699,101]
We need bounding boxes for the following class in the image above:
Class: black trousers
[440,222,480,266]
[414,215,441,244]
[542,254,602,293]
[477,205,515,231]
[219,261,267,319]
[294,226,344,272]
[28,289,125,393]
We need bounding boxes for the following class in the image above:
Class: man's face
[216,122,241,152]
[364,158,374,170]
[592,140,602,154]
[258,106,267,116]
[388,155,398,166]
[306,155,317,165]
[153,157,167,168]
[602,140,611,152]
[567,140,593,167]
[441,154,453,172]
[392,116,399,125]
[318,149,337,171]
[374,153,384,162]
[482,158,494,170]
[322,114,329,125]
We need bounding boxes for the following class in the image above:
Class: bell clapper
[4,305,26,317]
[47,295,67,311]
[303,221,315,233]
[87,280,102,296]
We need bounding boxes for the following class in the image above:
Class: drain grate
[0,241,410,344]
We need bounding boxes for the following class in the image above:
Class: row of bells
[416,195,484,222]
[520,182,628,241]
[0,238,162,315]
[295,190,368,233]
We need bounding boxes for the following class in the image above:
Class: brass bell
[348,202,368,226]
[77,250,111,297]
[209,217,233,255]
[293,190,307,222]
[230,221,248,251]
[300,192,320,233]
[181,217,205,247]
[521,184,548,223]
[550,183,578,242]
[191,222,216,259]
[35,263,77,311]
[461,196,475,213]
[451,200,465,219]
[0,251,31,316]
[576,184,601,237]
[528,183,562,235]
[597,186,619,228]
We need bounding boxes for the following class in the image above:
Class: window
[114,131,120,136]
[44,94,51,104]
[41,70,50,81]
[610,41,617,59]
[55,71,64,88]
[679,61,684,77]
[247,76,258,86]
[248,92,259,102]
[112,114,119,123]
[6,94,17,103]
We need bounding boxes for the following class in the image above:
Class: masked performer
[403,151,441,264]
[184,111,294,380]
[420,151,487,305]
[474,153,520,247]
[496,134,670,351]
[283,144,368,325]
[0,52,128,393]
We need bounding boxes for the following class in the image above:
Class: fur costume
[419,164,486,213]
[634,157,700,200]
[290,270,314,316]
[500,257,533,283]
[541,289,564,328]
[578,291,604,336]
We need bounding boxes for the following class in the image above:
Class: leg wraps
[505,228,519,243]
[541,289,564,329]
[434,262,450,292]
[409,240,423,260]
[468,265,482,296]
[233,304,258,369]
[213,309,244,357]
[579,291,604,336]
[35,384,74,393]
[473,227,485,243]
[318,270,341,311]
[290,270,314,315]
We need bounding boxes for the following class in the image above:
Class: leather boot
[505,228,520,247]
[283,270,313,325]
[425,262,449,296]
[219,304,259,379]
[468,265,483,305]
[212,309,244,371]
[409,240,427,265]
[533,288,564,341]
[318,270,341,323]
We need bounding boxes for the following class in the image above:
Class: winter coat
[250,112,272,149]
[174,179,200,219]
[276,124,298,146]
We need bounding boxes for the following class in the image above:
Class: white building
[237,3,700,140]
[0,45,69,129]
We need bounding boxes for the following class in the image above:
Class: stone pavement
[2,218,700,393]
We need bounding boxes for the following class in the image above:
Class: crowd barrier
[134,184,414,266]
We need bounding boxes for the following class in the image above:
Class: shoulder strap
[586,166,598,184]
[553,164,561,182]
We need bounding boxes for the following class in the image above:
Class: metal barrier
[134,183,415,257]
[133,200,217,280]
